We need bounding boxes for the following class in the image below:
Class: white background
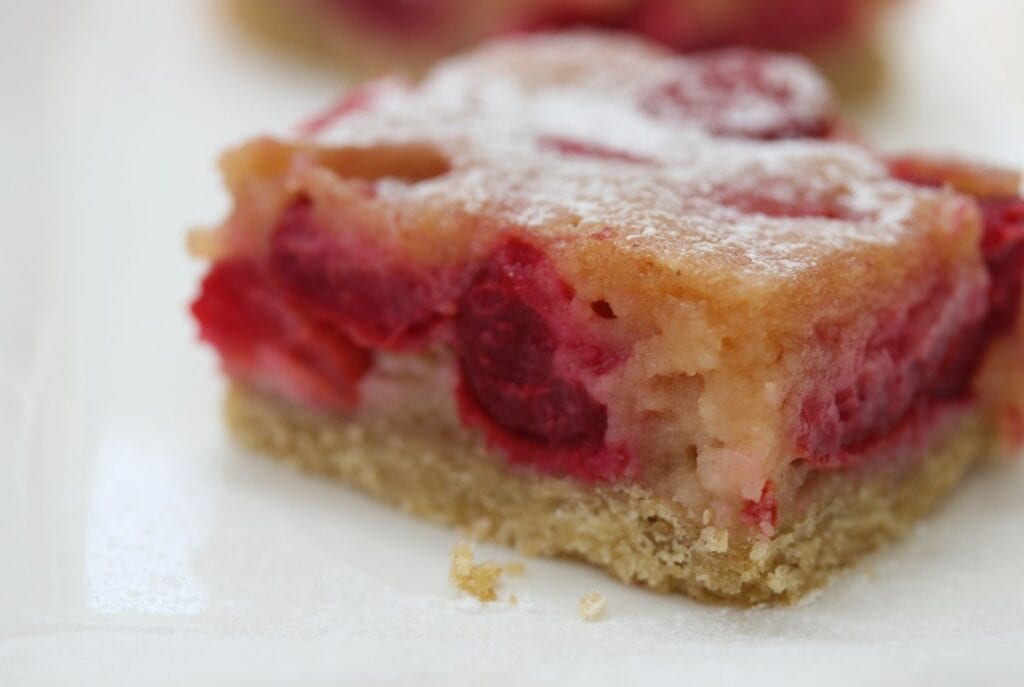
[2,0,1023,684]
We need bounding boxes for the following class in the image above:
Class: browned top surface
[231,33,987,322]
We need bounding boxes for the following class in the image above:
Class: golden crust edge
[224,383,993,605]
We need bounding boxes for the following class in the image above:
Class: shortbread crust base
[225,383,992,604]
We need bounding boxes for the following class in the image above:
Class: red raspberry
[269,199,445,350]
[192,258,371,409]
[455,239,631,482]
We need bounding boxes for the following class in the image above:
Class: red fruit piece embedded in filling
[742,481,779,534]
[640,50,836,139]
[192,258,371,409]
[889,159,1024,369]
[980,197,1024,338]
[798,168,1024,468]
[797,278,988,468]
[455,239,630,482]
[269,198,446,350]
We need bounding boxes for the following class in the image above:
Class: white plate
[3,1,1024,684]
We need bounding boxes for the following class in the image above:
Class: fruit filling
[977,198,1024,337]
[797,181,1024,467]
[269,199,447,350]
[194,172,1024,483]
[192,257,371,410]
[195,203,631,481]
[192,40,1023,503]
[796,278,988,467]
[454,239,630,482]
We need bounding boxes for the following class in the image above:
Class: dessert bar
[191,34,1024,603]
[229,0,887,74]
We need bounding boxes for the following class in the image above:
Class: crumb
[697,526,729,553]
[702,508,714,526]
[185,226,222,258]
[449,541,503,602]
[503,561,526,576]
[766,565,795,594]
[749,539,772,564]
[508,593,518,606]
[578,590,607,621]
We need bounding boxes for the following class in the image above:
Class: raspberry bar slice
[229,0,886,74]
[190,34,1024,604]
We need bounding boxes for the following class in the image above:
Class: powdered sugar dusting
[306,33,946,280]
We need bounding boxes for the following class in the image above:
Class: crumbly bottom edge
[225,383,992,605]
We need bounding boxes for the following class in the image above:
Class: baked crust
[226,382,992,604]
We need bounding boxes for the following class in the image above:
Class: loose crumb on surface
[185,226,221,258]
[449,542,504,602]
[766,564,796,594]
[578,590,607,621]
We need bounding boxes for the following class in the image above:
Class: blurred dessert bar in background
[228,0,891,80]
